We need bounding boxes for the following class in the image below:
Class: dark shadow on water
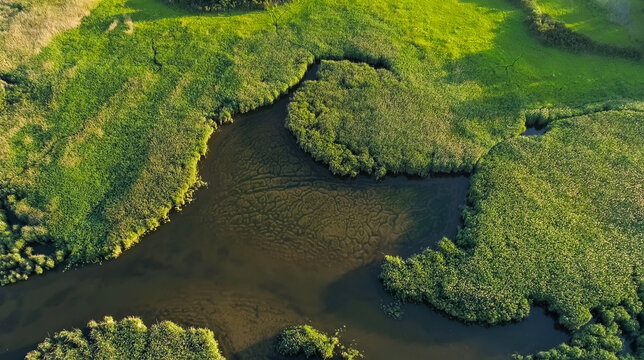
[0,344,38,360]
[321,262,568,359]
[522,125,547,136]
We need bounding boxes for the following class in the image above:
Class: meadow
[536,0,644,50]
[0,0,101,72]
[2,0,643,284]
[0,0,643,357]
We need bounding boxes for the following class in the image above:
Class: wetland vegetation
[25,316,225,360]
[277,325,363,360]
[1,0,643,358]
[380,109,644,358]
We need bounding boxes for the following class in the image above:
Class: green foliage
[535,0,644,50]
[277,325,340,359]
[340,347,364,360]
[277,325,364,360]
[0,191,57,285]
[2,0,644,286]
[515,274,644,359]
[510,0,642,59]
[381,300,403,320]
[25,316,225,360]
[165,0,290,12]
[381,109,644,331]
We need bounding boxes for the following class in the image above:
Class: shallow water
[522,125,547,136]
[0,67,567,359]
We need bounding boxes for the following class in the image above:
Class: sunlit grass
[0,0,102,72]
[381,109,644,332]
[537,0,644,49]
[0,0,642,288]
[26,316,225,359]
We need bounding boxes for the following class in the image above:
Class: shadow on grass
[125,0,265,22]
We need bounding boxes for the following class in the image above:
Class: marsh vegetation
[26,316,225,360]
[381,109,644,358]
[277,325,363,360]
[2,0,644,286]
[0,0,642,358]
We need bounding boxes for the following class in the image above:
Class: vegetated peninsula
[381,109,644,359]
[0,0,643,358]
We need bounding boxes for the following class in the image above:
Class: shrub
[277,325,340,359]
[165,0,290,12]
[277,325,364,360]
[25,316,225,360]
[514,275,644,359]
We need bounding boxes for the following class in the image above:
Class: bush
[276,325,363,360]
[25,316,225,360]
[277,325,340,359]
[165,0,290,12]
[514,275,644,359]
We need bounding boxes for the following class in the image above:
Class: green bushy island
[277,325,363,360]
[26,316,225,359]
[27,320,361,360]
[0,0,643,358]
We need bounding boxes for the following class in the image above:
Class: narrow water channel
[0,65,567,360]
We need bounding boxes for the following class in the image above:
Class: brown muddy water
[0,66,567,359]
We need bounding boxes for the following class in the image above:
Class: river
[0,64,567,359]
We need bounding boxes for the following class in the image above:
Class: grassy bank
[1,0,643,285]
[26,316,225,359]
[381,109,644,355]
[285,0,644,178]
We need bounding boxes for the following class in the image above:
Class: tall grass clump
[277,325,363,360]
[515,273,644,359]
[26,316,226,360]
[535,0,644,50]
[381,109,644,332]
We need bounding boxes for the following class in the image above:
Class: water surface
[0,68,567,359]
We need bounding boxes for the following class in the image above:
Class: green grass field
[2,0,637,284]
[0,0,102,72]
[536,0,644,50]
[1,0,644,356]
